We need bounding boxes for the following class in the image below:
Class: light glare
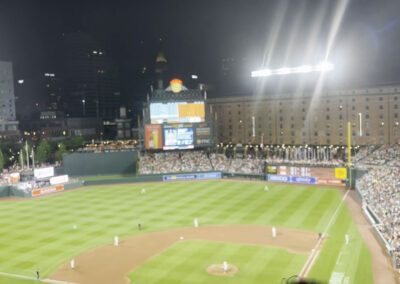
[251,61,334,77]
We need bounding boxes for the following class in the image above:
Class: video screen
[163,127,194,150]
[150,101,205,124]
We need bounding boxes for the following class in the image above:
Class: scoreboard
[145,122,213,150]
[267,165,347,186]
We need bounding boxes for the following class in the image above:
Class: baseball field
[0,180,374,283]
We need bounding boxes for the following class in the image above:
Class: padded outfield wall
[63,151,138,177]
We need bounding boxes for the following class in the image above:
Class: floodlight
[297,65,312,73]
[251,61,334,77]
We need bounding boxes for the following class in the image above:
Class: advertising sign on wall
[50,175,69,185]
[335,168,348,179]
[163,172,221,182]
[145,124,163,149]
[268,174,345,186]
[34,167,55,179]
[32,185,64,197]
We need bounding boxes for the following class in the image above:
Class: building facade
[208,85,400,146]
[0,61,19,136]
[61,32,121,121]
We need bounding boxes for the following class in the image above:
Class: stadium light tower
[251,61,334,78]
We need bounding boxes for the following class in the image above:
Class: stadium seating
[357,145,400,266]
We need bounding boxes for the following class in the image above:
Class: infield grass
[0,180,373,283]
[127,241,307,284]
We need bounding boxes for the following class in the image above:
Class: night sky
[0,0,399,103]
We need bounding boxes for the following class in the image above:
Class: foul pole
[347,122,352,189]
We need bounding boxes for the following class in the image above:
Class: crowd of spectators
[139,151,213,175]
[181,151,213,172]
[355,144,400,167]
[265,157,344,167]
[210,153,230,172]
[352,145,376,164]
[78,142,137,153]
[229,158,264,175]
[139,151,265,175]
[153,152,182,174]
[357,166,400,266]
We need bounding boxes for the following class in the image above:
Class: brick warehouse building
[208,85,400,146]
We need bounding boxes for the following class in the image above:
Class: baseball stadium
[1,78,400,284]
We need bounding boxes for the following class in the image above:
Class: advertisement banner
[17,181,35,190]
[316,178,345,186]
[267,174,316,184]
[267,166,277,174]
[32,185,64,197]
[291,176,316,184]
[194,123,213,146]
[163,172,221,182]
[50,175,69,185]
[267,174,290,183]
[34,167,55,179]
[145,124,163,149]
[335,168,348,179]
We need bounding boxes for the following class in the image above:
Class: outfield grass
[0,181,373,283]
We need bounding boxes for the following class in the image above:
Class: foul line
[299,190,350,279]
[0,271,76,284]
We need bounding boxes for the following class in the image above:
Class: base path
[344,191,400,284]
[49,225,319,284]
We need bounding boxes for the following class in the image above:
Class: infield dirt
[49,225,319,284]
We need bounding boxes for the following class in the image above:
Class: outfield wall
[0,186,10,197]
[63,151,138,177]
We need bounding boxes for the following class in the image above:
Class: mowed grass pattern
[0,181,372,283]
[127,241,308,284]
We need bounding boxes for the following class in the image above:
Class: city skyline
[0,0,399,105]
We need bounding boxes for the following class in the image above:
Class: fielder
[223,261,228,272]
[272,226,276,238]
[114,236,119,246]
[264,185,269,191]
[194,218,199,228]
[345,234,349,245]
[70,259,75,269]
[141,188,146,194]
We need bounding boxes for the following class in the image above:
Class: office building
[0,61,19,136]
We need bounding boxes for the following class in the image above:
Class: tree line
[0,137,86,171]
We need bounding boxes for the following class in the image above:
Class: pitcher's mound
[206,263,238,276]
